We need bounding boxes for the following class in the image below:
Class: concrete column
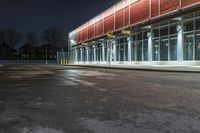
[102,44,105,62]
[177,24,183,62]
[148,32,153,62]
[128,37,131,62]
[93,45,96,62]
[113,42,116,61]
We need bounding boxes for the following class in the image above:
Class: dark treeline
[0,27,67,60]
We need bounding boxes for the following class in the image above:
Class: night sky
[0,0,121,36]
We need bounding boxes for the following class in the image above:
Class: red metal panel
[151,0,159,18]
[82,28,88,42]
[124,7,129,27]
[78,31,82,43]
[130,0,150,25]
[76,33,80,43]
[115,10,124,30]
[88,24,95,40]
[95,20,103,36]
[160,0,179,15]
[181,0,200,8]
[104,15,114,33]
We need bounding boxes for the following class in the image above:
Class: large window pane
[136,41,142,61]
[104,44,108,61]
[184,20,194,32]
[160,27,168,36]
[170,37,177,61]
[131,43,136,61]
[195,18,200,30]
[170,24,177,35]
[143,40,148,61]
[160,38,169,61]
[153,29,159,38]
[153,39,159,61]
[120,44,124,61]
[116,45,120,61]
[125,43,128,61]
[137,33,142,41]
[184,33,194,60]
[195,32,200,60]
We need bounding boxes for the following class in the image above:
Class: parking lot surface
[0,65,200,133]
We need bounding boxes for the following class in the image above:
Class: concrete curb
[67,64,200,73]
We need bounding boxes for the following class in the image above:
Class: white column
[148,32,153,62]
[177,24,183,62]
[128,37,131,62]
[113,42,116,61]
[93,45,96,62]
[102,44,105,62]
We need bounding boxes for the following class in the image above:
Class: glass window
[136,41,142,61]
[90,46,94,61]
[143,40,148,61]
[132,35,136,42]
[120,44,124,61]
[83,47,86,62]
[104,44,108,61]
[97,44,101,62]
[153,29,159,38]
[195,32,200,60]
[195,18,200,30]
[183,13,194,20]
[184,20,194,32]
[160,38,169,61]
[125,43,128,61]
[137,33,142,41]
[170,37,177,61]
[153,39,159,61]
[195,11,200,17]
[143,31,148,40]
[77,49,81,62]
[184,33,194,60]
[116,45,120,61]
[131,43,136,61]
[170,24,177,35]
[120,38,125,44]
[160,21,168,26]
[160,26,168,36]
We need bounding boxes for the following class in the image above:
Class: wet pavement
[0,65,200,133]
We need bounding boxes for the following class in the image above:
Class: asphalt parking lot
[0,65,200,133]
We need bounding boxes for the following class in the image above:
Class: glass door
[160,38,169,61]
[170,37,177,61]
[153,39,159,61]
[184,33,194,60]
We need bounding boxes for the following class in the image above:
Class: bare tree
[23,32,38,59]
[42,27,65,47]
[25,32,38,47]
[6,29,21,49]
[0,29,21,60]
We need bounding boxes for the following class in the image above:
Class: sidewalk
[69,64,200,73]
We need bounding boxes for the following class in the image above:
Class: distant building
[69,0,200,66]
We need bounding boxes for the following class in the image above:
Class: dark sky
[0,0,121,36]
